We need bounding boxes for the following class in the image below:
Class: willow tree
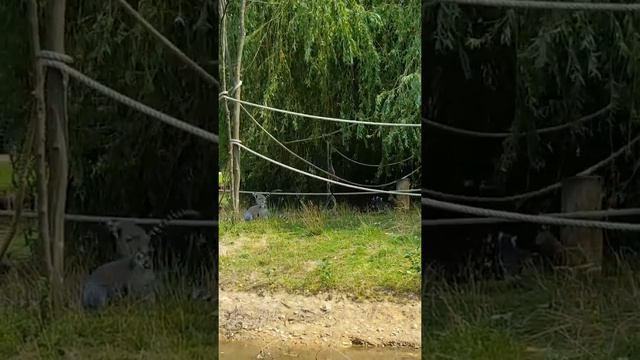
[426,5,640,209]
[221,0,421,194]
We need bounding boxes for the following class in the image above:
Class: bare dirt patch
[219,290,420,349]
[219,235,268,257]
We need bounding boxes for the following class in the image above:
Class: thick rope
[423,207,640,226]
[114,0,219,88]
[422,197,640,231]
[221,95,421,127]
[440,0,640,11]
[38,54,218,144]
[423,131,640,203]
[230,140,421,197]
[422,105,611,138]
[220,189,421,196]
[0,210,217,227]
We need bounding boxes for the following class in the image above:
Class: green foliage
[0,1,31,153]
[221,0,421,192]
[63,0,216,220]
[430,6,640,174]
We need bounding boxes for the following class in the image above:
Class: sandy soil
[218,290,421,349]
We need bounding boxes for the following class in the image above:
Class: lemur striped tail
[147,209,201,239]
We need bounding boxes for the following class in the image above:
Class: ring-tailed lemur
[81,249,157,311]
[244,193,269,221]
[107,209,201,257]
[371,195,392,211]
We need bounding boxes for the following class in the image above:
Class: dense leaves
[427,5,640,206]
[221,0,421,194]
[1,0,217,263]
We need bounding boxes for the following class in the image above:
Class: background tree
[220,0,421,196]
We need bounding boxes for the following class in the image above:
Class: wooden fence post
[231,0,247,214]
[396,177,411,210]
[560,175,603,273]
[44,0,69,306]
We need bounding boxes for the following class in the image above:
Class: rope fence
[422,130,640,203]
[0,210,218,227]
[422,105,611,139]
[422,196,640,231]
[38,51,218,144]
[230,139,421,198]
[221,95,421,127]
[240,104,420,189]
[219,189,421,196]
[423,207,640,226]
[114,0,219,88]
[1,2,221,234]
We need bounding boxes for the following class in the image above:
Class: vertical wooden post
[27,0,53,277]
[231,0,247,214]
[396,177,411,210]
[560,175,603,272]
[219,0,236,213]
[43,0,69,305]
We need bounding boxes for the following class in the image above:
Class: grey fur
[107,220,151,258]
[107,209,201,257]
[244,194,269,221]
[244,204,268,221]
[81,251,157,311]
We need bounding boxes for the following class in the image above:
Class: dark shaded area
[423,4,640,280]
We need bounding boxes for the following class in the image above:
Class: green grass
[0,261,217,359]
[424,261,640,360]
[0,158,12,191]
[219,204,421,300]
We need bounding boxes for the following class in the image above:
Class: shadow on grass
[423,257,640,360]
[0,260,217,359]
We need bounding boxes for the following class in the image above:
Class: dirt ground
[218,289,421,349]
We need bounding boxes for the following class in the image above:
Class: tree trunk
[220,0,236,213]
[231,0,247,214]
[26,0,53,278]
[43,0,69,307]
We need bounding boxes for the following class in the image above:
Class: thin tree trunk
[27,0,54,277]
[231,0,247,214]
[219,0,235,213]
[43,0,69,307]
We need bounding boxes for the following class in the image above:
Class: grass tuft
[424,258,640,360]
[220,204,421,301]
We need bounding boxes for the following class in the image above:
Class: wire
[333,148,414,167]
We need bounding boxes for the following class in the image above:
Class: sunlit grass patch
[219,204,421,300]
